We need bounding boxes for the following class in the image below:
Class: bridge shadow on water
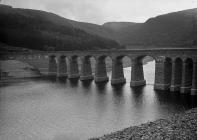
[131,85,145,95]
[20,76,197,110]
[128,85,197,112]
[129,86,146,109]
[56,77,68,85]
[111,83,125,96]
[95,81,108,93]
[68,78,79,87]
[81,79,93,89]
[154,90,197,110]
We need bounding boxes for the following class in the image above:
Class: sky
[1,0,197,24]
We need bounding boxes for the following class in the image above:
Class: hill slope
[103,9,197,48]
[51,8,197,48]
[0,5,121,51]
[55,8,197,48]
[0,4,196,50]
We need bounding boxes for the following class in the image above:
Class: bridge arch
[180,58,193,94]
[112,55,131,68]
[191,58,197,95]
[134,54,156,62]
[79,55,95,81]
[94,55,112,83]
[48,55,58,76]
[57,55,67,77]
[129,54,156,87]
[110,55,129,85]
[154,56,173,90]
[170,57,183,92]
[165,57,173,87]
[67,55,80,79]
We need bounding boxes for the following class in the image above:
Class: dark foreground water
[0,61,197,140]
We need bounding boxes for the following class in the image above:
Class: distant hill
[65,8,197,48]
[0,4,121,51]
[103,9,197,48]
[54,8,197,48]
[53,8,197,48]
[0,4,196,50]
[102,22,142,45]
[103,22,139,32]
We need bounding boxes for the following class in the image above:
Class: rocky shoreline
[90,107,197,140]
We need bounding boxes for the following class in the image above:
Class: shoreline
[90,107,197,140]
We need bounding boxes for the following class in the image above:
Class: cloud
[44,0,107,23]
[2,0,197,24]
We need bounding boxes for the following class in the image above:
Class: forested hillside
[0,5,121,51]
[0,4,196,51]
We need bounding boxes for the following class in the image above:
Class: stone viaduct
[1,48,197,95]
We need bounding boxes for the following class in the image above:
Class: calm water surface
[0,61,197,140]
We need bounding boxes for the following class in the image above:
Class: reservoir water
[0,61,197,140]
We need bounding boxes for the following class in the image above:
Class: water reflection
[57,77,67,83]
[95,82,108,93]
[81,80,93,89]
[69,78,79,87]
[0,61,197,140]
[130,86,145,107]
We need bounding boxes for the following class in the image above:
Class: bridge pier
[111,57,126,85]
[180,59,193,94]
[57,56,67,77]
[80,56,94,81]
[68,56,80,79]
[170,59,182,92]
[191,60,197,95]
[94,57,109,83]
[154,57,172,90]
[130,59,146,87]
[0,69,2,80]
[48,56,57,76]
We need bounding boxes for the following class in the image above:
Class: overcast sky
[1,0,197,24]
